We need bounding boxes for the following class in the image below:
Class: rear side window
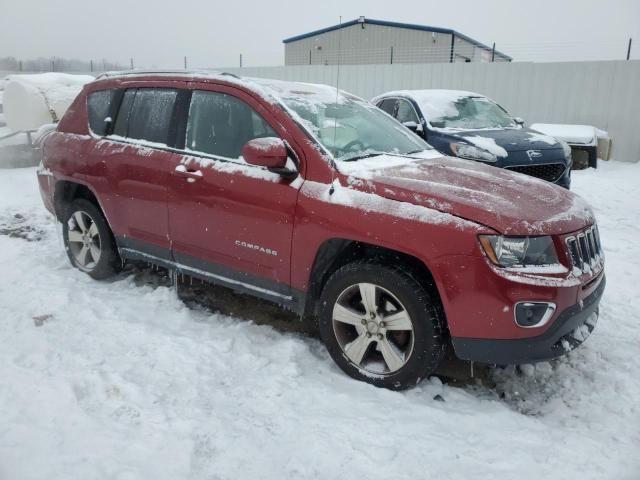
[185,90,277,159]
[113,89,135,137]
[87,89,114,136]
[112,88,178,145]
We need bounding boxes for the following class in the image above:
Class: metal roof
[282,18,512,61]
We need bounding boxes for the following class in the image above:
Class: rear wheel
[62,198,121,280]
[318,260,445,390]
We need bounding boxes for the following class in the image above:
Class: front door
[167,85,303,302]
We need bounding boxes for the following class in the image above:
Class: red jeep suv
[37,71,605,389]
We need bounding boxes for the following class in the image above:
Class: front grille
[506,163,566,182]
[565,226,603,273]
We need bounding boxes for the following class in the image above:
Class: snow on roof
[530,123,597,146]
[249,77,354,104]
[94,71,356,105]
[373,89,488,126]
[379,89,484,101]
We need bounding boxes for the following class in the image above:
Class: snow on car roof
[249,77,361,104]
[373,89,489,122]
[376,89,484,102]
[95,70,358,105]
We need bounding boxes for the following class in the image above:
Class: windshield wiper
[405,149,428,155]
[340,152,386,162]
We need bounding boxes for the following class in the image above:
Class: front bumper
[451,274,605,365]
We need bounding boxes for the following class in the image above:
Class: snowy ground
[0,162,639,479]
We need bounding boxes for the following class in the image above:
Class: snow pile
[0,162,639,478]
[3,73,93,131]
[531,123,597,146]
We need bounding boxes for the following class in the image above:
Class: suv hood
[339,152,593,235]
[442,126,562,153]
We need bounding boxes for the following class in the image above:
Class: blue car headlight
[450,142,498,163]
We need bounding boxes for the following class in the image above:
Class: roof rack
[95,69,241,80]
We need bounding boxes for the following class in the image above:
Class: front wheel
[62,198,121,280]
[318,260,445,390]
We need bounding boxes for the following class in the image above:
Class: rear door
[85,86,182,261]
[167,84,303,302]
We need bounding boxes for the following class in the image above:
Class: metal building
[283,17,511,65]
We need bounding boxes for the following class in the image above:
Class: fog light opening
[514,302,556,328]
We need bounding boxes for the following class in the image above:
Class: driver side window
[377,98,397,116]
[186,90,277,160]
[395,99,419,124]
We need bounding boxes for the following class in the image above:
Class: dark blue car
[372,90,572,188]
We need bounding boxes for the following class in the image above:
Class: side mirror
[402,121,424,134]
[242,137,297,177]
[514,117,525,127]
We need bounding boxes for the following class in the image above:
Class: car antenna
[329,15,343,196]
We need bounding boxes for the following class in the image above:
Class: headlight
[479,235,559,268]
[450,142,497,163]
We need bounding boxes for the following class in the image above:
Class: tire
[62,198,121,280]
[318,260,445,390]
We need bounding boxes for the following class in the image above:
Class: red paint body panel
[88,139,176,250]
[361,158,594,236]
[37,73,604,351]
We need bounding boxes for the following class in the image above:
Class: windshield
[426,96,516,130]
[277,91,430,162]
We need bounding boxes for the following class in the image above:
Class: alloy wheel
[67,211,102,271]
[332,282,415,375]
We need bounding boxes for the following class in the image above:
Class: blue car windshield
[428,96,516,130]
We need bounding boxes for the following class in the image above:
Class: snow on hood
[453,127,562,153]
[462,135,508,158]
[338,153,594,235]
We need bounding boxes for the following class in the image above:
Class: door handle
[173,164,203,182]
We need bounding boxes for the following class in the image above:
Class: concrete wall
[284,24,508,65]
[225,60,640,162]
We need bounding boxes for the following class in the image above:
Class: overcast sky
[1,0,638,68]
